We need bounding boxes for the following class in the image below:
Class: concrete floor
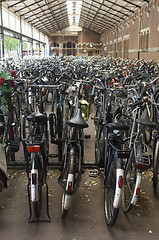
[0,108,159,240]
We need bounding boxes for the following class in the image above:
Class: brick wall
[101,0,159,61]
[50,28,101,56]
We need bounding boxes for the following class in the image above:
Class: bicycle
[121,81,156,212]
[24,110,51,222]
[58,80,90,218]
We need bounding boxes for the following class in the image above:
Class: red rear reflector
[108,82,113,86]
[118,176,123,188]
[87,85,92,89]
[27,145,40,153]
[136,187,140,195]
[68,181,72,192]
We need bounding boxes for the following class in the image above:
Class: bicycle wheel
[61,145,76,217]
[153,138,159,191]
[61,193,71,218]
[56,106,63,161]
[31,153,43,218]
[21,109,30,140]
[95,119,103,167]
[122,150,137,212]
[104,149,118,227]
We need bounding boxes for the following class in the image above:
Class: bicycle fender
[113,169,124,208]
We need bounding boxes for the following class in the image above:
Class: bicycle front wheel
[104,150,118,227]
[122,150,137,212]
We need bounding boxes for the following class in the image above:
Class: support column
[19,17,23,58]
[138,10,142,60]
[0,2,4,58]
[38,42,40,56]
[116,25,118,58]
[44,44,46,57]
[31,25,33,56]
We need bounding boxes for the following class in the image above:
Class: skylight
[66,1,82,27]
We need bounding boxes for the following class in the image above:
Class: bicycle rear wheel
[153,138,159,191]
[31,154,43,218]
[95,113,103,167]
[104,149,118,227]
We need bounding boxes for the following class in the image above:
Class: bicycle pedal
[85,134,91,139]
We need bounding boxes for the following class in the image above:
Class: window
[2,8,9,28]
[15,16,20,33]
[53,42,59,47]
[140,30,149,51]
[67,42,72,48]
[9,14,15,31]
[88,43,93,48]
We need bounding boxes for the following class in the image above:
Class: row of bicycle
[0,56,159,226]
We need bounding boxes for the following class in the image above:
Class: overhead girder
[83,0,129,18]
[8,0,27,8]
[33,16,68,28]
[28,10,68,25]
[121,0,141,8]
[2,0,147,36]
[80,12,115,28]
[20,0,66,17]
[81,2,123,22]
[14,0,47,13]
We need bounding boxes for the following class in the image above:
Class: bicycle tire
[61,193,69,218]
[31,154,43,218]
[153,138,159,191]
[51,90,57,112]
[154,90,159,123]
[122,150,137,212]
[104,149,118,227]
[95,120,103,167]
[57,106,63,162]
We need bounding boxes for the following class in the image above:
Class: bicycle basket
[79,99,89,121]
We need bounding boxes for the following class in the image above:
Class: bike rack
[27,180,51,223]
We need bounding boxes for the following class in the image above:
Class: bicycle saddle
[66,108,88,129]
[107,119,129,131]
[27,112,47,123]
[137,110,156,128]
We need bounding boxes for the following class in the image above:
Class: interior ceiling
[2,0,148,36]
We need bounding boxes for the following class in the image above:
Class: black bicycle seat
[137,111,156,128]
[27,112,47,123]
[107,121,129,131]
[66,108,88,129]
